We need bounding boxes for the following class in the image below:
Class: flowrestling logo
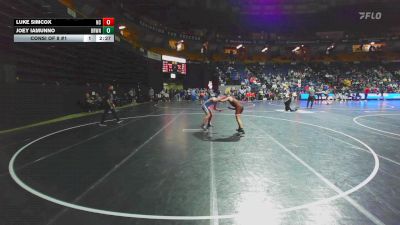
[359,12,382,20]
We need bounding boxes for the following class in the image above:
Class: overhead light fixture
[236,44,243,49]
[261,47,269,52]
[326,43,336,55]
[118,25,126,30]
[176,40,184,52]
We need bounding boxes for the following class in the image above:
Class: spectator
[128,88,135,103]
[99,85,122,126]
[307,86,315,109]
[364,86,370,101]
[149,87,154,101]
[84,92,96,112]
[284,92,297,112]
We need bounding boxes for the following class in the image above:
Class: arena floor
[1,100,400,225]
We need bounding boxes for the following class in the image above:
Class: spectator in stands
[379,85,385,99]
[213,62,400,102]
[355,85,362,101]
[164,90,170,102]
[199,89,206,104]
[84,92,96,112]
[149,87,154,101]
[155,92,162,103]
[191,89,197,101]
[179,89,185,101]
[128,88,135,103]
[95,93,103,108]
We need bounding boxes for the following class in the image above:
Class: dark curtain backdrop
[0,83,85,130]
[0,59,215,130]
[183,62,212,89]
[145,58,164,93]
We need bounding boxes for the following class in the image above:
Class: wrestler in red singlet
[219,96,245,134]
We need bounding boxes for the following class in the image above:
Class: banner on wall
[147,51,161,61]
[300,93,400,100]
[352,42,386,52]
[163,83,183,90]
[139,20,201,41]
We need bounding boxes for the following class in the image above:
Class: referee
[99,85,122,126]
[307,86,315,109]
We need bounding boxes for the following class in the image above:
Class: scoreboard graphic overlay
[14,18,115,43]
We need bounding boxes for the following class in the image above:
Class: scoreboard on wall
[14,18,115,43]
[162,55,187,75]
[162,61,187,74]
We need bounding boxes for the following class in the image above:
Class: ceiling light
[261,47,268,52]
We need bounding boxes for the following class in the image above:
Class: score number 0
[102,18,115,35]
[102,18,114,26]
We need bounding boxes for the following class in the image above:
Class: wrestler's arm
[218,96,231,102]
